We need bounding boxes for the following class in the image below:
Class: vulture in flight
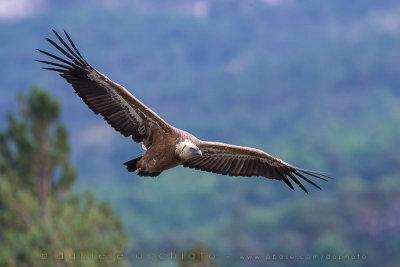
[37,30,330,194]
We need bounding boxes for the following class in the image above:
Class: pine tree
[0,88,128,267]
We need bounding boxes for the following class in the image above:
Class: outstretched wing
[37,29,171,148]
[182,142,330,194]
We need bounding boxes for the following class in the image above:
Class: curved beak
[190,148,202,157]
[194,149,202,157]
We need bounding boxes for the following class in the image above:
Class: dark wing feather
[37,29,171,147]
[182,142,330,194]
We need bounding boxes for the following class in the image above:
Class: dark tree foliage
[0,88,128,267]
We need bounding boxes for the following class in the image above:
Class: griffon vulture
[37,30,330,194]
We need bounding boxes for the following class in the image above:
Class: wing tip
[282,165,330,194]
[295,166,333,180]
[282,177,295,192]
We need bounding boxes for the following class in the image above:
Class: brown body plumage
[37,29,330,193]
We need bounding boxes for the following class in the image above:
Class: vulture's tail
[123,157,142,172]
[123,157,161,177]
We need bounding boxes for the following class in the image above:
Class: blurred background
[1,0,400,266]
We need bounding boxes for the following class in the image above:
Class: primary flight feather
[37,29,330,193]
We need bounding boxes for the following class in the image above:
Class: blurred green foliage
[0,88,128,266]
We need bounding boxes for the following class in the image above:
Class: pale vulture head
[176,140,202,160]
